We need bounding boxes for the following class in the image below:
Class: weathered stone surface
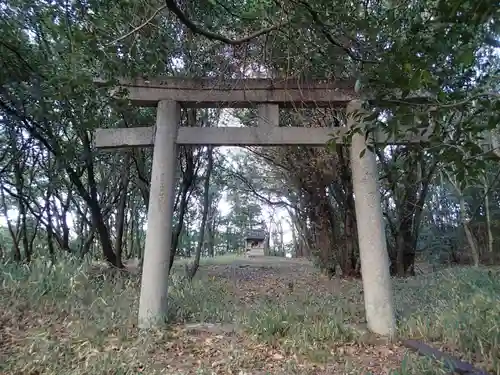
[94,125,432,149]
[137,100,180,329]
[94,77,358,107]
[349,100,396,338]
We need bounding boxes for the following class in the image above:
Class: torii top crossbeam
[94,77,431,148]
[94,77,358,108]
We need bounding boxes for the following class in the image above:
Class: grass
[173,253,243,267]
[396,268,500,370]
[0,255,499,374]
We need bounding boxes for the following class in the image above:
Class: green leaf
[364,112,379,122]
[487,116,498,129]
[458,48,475,66]
[354,78,362,93]
[438,91,447,102]
[326,136,337,151]
[409,72,421,89]
[420,69,432,84]
[457,168,466,186]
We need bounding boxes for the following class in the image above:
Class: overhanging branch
[221,165,295,210]
[165,0,284,45]
[297,0,377,64]
[108,5,167,45]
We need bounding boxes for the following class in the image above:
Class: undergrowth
[0,256,498,374]
[396,267,500,373]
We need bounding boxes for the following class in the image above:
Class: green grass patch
[172,253,244,267]
[238,296,357,360]
[395,267,500,373]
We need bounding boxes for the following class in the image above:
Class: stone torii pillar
[348,100,396,338]
[138,100,180,328]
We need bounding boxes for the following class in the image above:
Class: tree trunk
[114,152,131,266]
[483,177,494,254]
[337,145,359,276]
[79,131,120,267]
[288,208,311,258]
[57,190,72,253]
[132,149,151,208]
[169,178,193,270]
[460,196,480,266]
[76,204,88,255]
[225,226,231,254]
[9,127,31,262]
[206,217,215,257]
[187,146,213,280]
[306,187,342,277]
[206,194,216,257]
[129,203,136,258]
[379,146,436,276]
[0,188,21,261]
[445,170,480,267]
[45,194,55,263]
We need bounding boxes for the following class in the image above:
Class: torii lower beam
[94,125,430,148]
[93,77,428,338]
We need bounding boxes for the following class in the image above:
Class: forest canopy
[0,0,499,276]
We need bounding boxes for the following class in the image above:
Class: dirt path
[164,257,414,374]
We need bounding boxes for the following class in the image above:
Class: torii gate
[94,77,430,337]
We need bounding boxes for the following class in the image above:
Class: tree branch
[243,147,291,172]
[297,0,377,64]
[165,0,284,45]
[107,5,167,45]
[0,40,43,78]
[221,165,295,210]
[371,92,500,109]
